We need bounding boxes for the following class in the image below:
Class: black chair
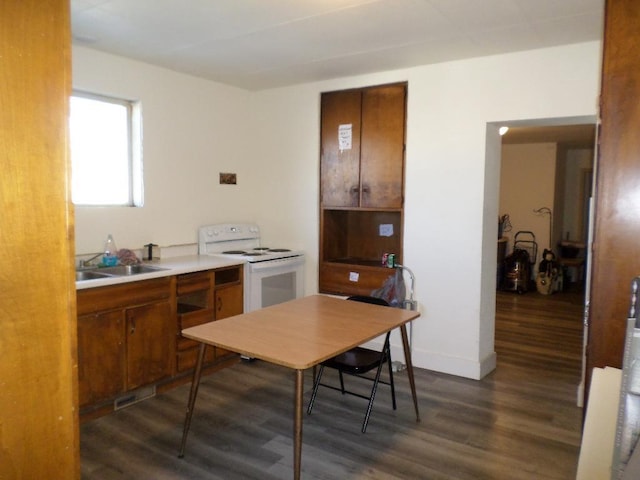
[306,295,396,433]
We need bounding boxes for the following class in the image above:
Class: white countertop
[75,255,244,290]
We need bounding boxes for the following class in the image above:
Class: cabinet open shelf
[177,303,203,315]
[321,209,403,265]
[215,267,241,285]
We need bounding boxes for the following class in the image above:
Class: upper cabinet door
[320,89,362,207]
[320,84,406,209]
[360,84,406,209]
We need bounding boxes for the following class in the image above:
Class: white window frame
[70,91,143,206]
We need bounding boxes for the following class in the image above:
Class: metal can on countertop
[382,253,395,268]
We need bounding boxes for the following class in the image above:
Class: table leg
[178,343,207,458]
[400,324,420,422]
[293,369,303,480]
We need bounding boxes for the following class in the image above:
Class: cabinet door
[215,284,243,358]
[320,89,362,207]
[77,310,126,407]
[215,284,243,320]
[126,300,175,390]
[360,84,406,208]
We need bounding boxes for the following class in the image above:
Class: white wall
[408,44,598,378]
[73,41,601,379]
[500,143,559,260]
[72,47,254,254]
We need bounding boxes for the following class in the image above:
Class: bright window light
[70,92,143,206]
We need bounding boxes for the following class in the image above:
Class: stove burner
[253,247,270,251]
[245,252,265,256]
[268,248,291,252]
[223,250,247,254]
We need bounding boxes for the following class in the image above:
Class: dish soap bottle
[103,234,118,266]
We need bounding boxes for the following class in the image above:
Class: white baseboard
[388,343,497,380]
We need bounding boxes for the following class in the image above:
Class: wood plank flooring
[81,290,585,479]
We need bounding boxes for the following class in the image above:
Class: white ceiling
[71,0,604,91]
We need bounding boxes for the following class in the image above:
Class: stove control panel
[198,223,260,254]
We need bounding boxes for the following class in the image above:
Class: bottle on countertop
[103,234,118,266]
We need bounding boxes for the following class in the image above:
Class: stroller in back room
[502,231,538,294]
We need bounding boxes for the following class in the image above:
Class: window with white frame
[70,92,143,206]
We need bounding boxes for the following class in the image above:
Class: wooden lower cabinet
[78,300,174,408]
[320,261,395,297]
[319,209,403,296]
[176,266,243,369]
[77,266,244,417]
[77,277,176,410]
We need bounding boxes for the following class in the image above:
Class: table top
[182,295,421,370]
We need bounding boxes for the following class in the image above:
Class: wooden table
[178,294,421,479]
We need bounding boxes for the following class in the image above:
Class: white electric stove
[198,223,305,313]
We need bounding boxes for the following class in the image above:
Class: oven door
[244,255,305,313]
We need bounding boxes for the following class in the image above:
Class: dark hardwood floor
[81,289,585,479]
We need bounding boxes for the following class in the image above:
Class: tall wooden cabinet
[319,83,407,295]
[586,0,640,401]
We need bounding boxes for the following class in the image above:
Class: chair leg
[338,370,345,394]
[386,345,397,410]
[361,334,394,433]
[307,365,325,415]
[361,359,386,433]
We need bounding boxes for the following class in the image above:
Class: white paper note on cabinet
[338,124,352,151]
[379,224,394,237]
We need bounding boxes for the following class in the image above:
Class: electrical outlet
[219,173,237,185]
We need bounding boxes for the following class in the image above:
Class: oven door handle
[248,256,304,271]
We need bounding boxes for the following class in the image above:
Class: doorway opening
[490,117,597,406]
[499,122,596,286]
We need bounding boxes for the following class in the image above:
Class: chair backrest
[346,295,390,307]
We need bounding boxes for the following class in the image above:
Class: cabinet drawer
[177,337,200,351]
[178,307,214,350]
[178,306,214,329]
[320,262,393,297]
[177,346,215,372]
[77,277,172,315]
[177,271,214,295]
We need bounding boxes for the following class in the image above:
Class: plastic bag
[371,267,406,308]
